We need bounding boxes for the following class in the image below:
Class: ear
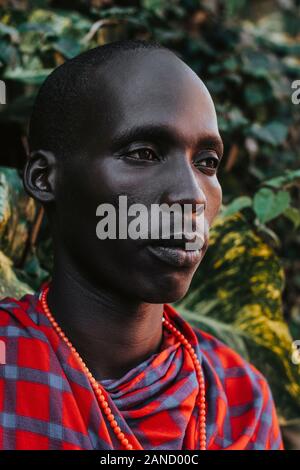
[23,150,57,203]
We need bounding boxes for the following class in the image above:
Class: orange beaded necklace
[40,285,206,450]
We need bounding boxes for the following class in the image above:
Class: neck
[46,259,164,381]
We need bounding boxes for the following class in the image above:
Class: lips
[146,234,205,268]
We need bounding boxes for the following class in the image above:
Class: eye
[194,151,220,173]
[124,148,159,162]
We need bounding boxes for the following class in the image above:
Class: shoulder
[192,327,283,449]
[0,291,56,385]
[0,292,46,354]
[165,303,273,404]
[194,326,283,446]
[0,292,39,330]
[193,325,270,395]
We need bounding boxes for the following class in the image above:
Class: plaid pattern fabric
[0,285,283,450]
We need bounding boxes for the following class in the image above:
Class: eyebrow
[110,123,224,159]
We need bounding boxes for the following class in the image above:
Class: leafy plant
[176,213,300,423]
[0,0,299,448]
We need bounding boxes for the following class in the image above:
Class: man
[0,39,283,450]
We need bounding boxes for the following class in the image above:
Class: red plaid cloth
[0,286,283,450]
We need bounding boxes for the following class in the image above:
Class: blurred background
[0,0,299,449]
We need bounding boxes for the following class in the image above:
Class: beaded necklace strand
[40,286,206,450]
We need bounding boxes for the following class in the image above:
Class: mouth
[146,234,205,268]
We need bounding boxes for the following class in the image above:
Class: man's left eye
[126,148,159,161]
[194,151,220,171]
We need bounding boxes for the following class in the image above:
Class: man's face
[54,50,223,303]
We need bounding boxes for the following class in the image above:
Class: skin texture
[24,49,223,380]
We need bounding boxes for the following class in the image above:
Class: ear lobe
[23,150,57,203]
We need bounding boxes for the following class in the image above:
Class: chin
[140,272,194,304]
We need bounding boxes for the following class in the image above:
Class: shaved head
[28,40,173,160]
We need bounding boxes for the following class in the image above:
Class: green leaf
[244,83,273,106]
[284,207,300,229]
[253,188,291,223]
[0,172,10,231]
[250,122,289,146]
[178,307,250,359]
[3,67,53,85]
[142,0,168,17]
[222,196,252,217]
[0,23,19,42]
[263,170,300,189]
[0,251,33,299]
[53,36,82,59]
[242,50,278,77]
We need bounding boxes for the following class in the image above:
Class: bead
[121,438,129,446]
[111,420,118,428]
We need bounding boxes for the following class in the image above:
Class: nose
[159,157,207,240]
[161,158,207,213]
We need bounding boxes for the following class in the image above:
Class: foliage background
[0,0,299,449]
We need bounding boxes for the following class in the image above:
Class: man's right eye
[124,148,159,162]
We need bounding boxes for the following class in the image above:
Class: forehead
[89,49,219,149]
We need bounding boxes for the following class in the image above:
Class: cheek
[205,178,222,225]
